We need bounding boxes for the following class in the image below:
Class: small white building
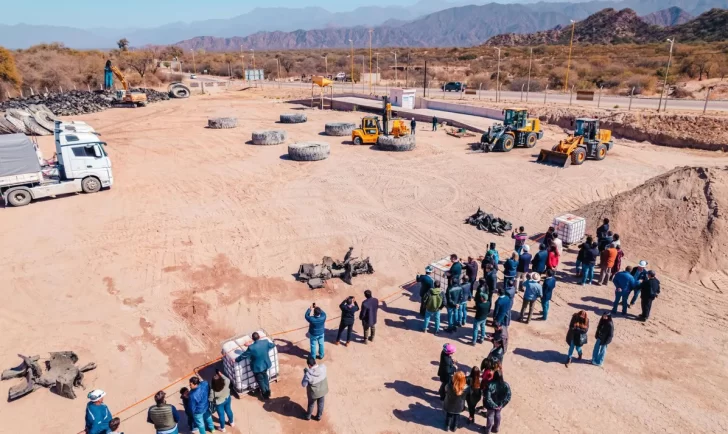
[389,88,417,110]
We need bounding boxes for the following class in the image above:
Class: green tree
[117,38,130,52]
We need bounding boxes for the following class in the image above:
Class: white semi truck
[0,131,113,207]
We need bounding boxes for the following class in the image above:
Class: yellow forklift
[351,96,409,145]
[537,118,614,167]
[480,108,543,152]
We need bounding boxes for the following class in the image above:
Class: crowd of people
[83,217,663,434]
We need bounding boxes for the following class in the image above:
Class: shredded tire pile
[377,134,416,152]
[325,122,356,136]
[465,207,513,234]
[280,113,307,124]
[288,142,330,161]
[208,117,238,129]
[251,129,287,145]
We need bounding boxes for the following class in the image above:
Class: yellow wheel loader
[351,96,410,145]
[537,118,613,168]
[480,108,543,152]
[110,64,148,108]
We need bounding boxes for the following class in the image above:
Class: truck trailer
[0,132,113,207]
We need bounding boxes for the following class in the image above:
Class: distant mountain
[641,6,693,26]
[484,7,728,46]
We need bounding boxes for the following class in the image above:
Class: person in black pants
[410,118,417,135]
[639,271,660,321]
[336,296,359,346]
[359,290,379,344]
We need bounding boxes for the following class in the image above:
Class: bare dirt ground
[1,89,728,434]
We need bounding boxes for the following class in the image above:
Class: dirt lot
[1,90,728,433]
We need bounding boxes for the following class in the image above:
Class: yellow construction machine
[351,96,409,145]
[480,108,543,152]
[110,65,148,108]
[537,118,613,167]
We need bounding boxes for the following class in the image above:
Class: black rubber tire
[251,130,287,145]
[496,135,515,152]
[288,142,330,161]
[325,122,356,136]
[6,188,32,207]
[82,177,102,193]
[208,117,238,129]
[376,134,416,152]
[353,136,363,146]
[595,143,608,161]
[571,147,587,165]
[280,113,307,124]
[525,132,538,148]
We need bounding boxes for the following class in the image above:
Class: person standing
[519,273,542,324]
[581,242,599,285]
[639,271,660,322]
[359,290,379,344]
[484,263,498,303]
[466,367,482,424]
[599,231,614,252]
[483,371,511,434]
[541,269,556,321]
[147,390,181,434]
[629,261,649,307]
[235,332,276,400]
[552,233,563,260]
[565,310,590,367]
[515,245,532,290]
[599,243,618,285]
[503,253,518,285]
[423,281,444,334]
[446,278,464,332]
[448,254,463,288]
[575,236,593,277]
[487,335,506,364]
[188,377,215,432]
[443,371,468,432]
[179,387,194,431]
[511,226,528,255]
[472,289,491,344]
[611,266,635,315]
[438,343,457,401]
[459,275,472,327]
[485,242,500,271]
[305,305,327,360]
[432,116,439,131]
[301,357,328,421]
[465,256,479,287]
[611,244,624,279]
[417,266,435,316]
[492,287,511,329]
[85,389,112,434]
[592,313,614,367]
[611,233,621,248]
[410,118,417,135]
[531,243,548,275]
[547,244,560,273]
[596,218,610,244]
[209,370,234,432]
[336,296,359,346]
[543,226,555,248]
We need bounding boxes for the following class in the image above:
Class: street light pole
[251,49,255,69]
[239,45,244,80]
[495,48,501,102]
[376,52,379,87]
[658,38,675,113]
[349,39,354,93]
[564,19,575,92]
[369,29,373,95]
[191,49,197,74]
[322,55,328,76]
[362,56,366,93]
[526,47,533,102]
[391,51,397,86]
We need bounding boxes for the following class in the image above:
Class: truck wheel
[496,135,515,152]
[6,188,32,207]
[353,136,363,146]
[595,143,608,161]
[525,132,538,148]
[571,148,587,165]
[82,177,102,193]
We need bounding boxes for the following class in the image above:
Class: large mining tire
[280,113,307,124]
[376,134,416,152]
[252,129,287,145]
[168,83,191,99]
[0,117,19,134]
[288,142,330,161]
[208,117,238,129]
[33,111,56,131]
[4,114,28,133]
[23,116,51,136]
[324,122,356,136]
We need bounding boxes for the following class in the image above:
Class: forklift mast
[382,96,390,136]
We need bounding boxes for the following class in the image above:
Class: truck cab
[55,132,113,190]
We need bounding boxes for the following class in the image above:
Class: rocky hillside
[485,8,728,46]
[641,6,693,26]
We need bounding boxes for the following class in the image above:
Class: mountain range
[483,7,728,45]
[641,6,694,26]
[1,0,727,50]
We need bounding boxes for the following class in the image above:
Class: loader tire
[325,122,356,136]
[280,113,307,124]
[571,147,587,165]
[495,134,515,152]
[288,142,330,161]
[376,134,416,152]
[595,143,608,161]
[208,117,238,129]
[251,129,287,145]
[525,132,538,148]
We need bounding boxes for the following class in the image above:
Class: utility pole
[276,58,281,88]
[369,29,373,94]
[526,47,533,102]
[391,51,397,87]
[239,45,244,80]
[658,38,675,113]
[704,86,714,114]
[191,49,197,74]
[362,56,366,93]
[423,60,428,98]
[376,52,379,87]
[322,55,328,76]
[564,20,575,92]
[251,49,255,69]
[406,52,410,88]
[349,39,354,93]
[495,48,501,103]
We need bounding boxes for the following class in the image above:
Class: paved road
[271,80,727,112]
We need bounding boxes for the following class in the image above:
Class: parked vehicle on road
[442,82,466,92]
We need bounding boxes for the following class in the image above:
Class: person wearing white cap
[417,266,435,316]
[85,389,112,434]
[629,260,649,307]
[519,273,542,324]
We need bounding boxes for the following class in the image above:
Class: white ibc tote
[221,330,280,393]
[552,213,586,245]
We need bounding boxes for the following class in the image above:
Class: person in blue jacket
[503,253,518,285]
[85,389,112,434]
[531,243,548,274]
[305,305,327,359]
[235,332,276,400]
[448,254,463,288]
[492,286,511,328]
[187,377,214,432]
[104,60,114,90]
[612,266,636,315]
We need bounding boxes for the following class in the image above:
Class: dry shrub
[508,77,545,91]
[467,73,492,90]
[626,75,657,95]
[671,86,694,99]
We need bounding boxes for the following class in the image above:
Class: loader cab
[503,108,528,130]
[574,118,598,141]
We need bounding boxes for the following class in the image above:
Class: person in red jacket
[547,244,560,271]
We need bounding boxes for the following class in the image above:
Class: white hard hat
[523,245,530,252]
[639,260,648,267]
[88,389,106,402]
[425,266,433,273]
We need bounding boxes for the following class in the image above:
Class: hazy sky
[1,0,440,28]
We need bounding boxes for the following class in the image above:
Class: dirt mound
[575,166,728,282]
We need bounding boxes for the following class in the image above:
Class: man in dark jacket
[432,116,439,131]
[598,231,614,252]
[639,271,660,321]
[503,253,518,285]
[531,243,548,274]
[592,313,614,366]
[437,343,456,400]
[465,256,479,286]
[460,275,472,327]
[541,269,556,320]
[492,287,511,328]
[417,267,435,316]
[515,245,533,290]
[336,296,360,346]
[597,218,610,243]
[485,264,498,303]
[581,242,599,285]
[445,280,463,332]
[483,371,511,434]
[410,118,416,135]
[305,306,327,359]
[188,378,215,431]
[472,289,491,344]
[629,260,649,307]
[359,290,378,344]
[236,332,276,400]
[448,254,462,288]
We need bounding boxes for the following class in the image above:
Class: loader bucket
[537,149,571,168]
